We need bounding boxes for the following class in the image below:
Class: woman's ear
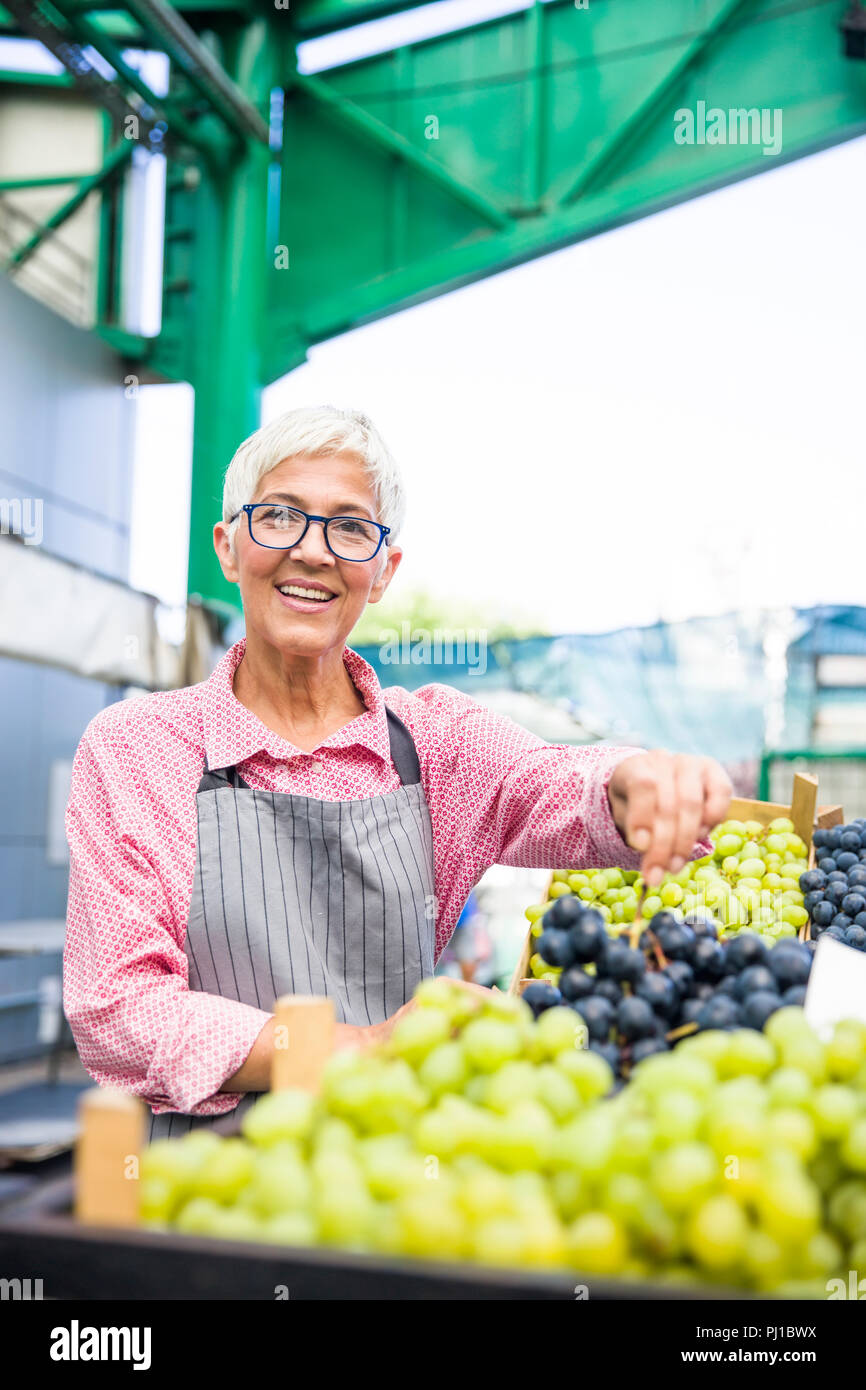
[367,544,402,605]
[214,522,240,584]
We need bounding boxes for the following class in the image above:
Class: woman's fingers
[616,750,733,883]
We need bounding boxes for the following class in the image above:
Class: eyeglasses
[230,503,391,561]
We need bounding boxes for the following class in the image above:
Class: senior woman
[64,404,732,1141]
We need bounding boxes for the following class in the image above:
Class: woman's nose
[289,519,334,566]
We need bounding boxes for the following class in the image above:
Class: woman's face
[215,452,402,659]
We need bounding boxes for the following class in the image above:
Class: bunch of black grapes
[523,897,814,1078]
[801,818,866,952]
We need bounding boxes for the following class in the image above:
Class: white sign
[804,935,866,1039]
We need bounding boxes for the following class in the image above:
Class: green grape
[715,833,744,857]
[533,1005,586,1059]
[461,1018,524,1073]
[608,1116,655,1173]
[765,1007,818,1048]
[549,1169,586,1222]
[241,1089,318,1147]
[548,882,573,899]
[534,1063,581,1121]
[524,904,547,923]
[841,1118,866,1173]
[603,1173,650,1228]
[552,870,570,883]
[197,1138,255,1205]
[755,1169,821,1246]
[472,1216,528,1267]
[686,1194,748,1271]
[487,1099,556,1172]
[483,1060,538,1114]
[764,833,788,855]
[706,1105,767,1159]
[140,1136,216,1194]
[743,1229,787,1289]
[676,1032,730,1070]
[718,1030,776,1080]
[567,872,588,892]
[781,905,809,928]
[243,1148,313,1216]
[357,1134,421,1199]
[139,1174,176,1223]
[827,1179,866,1241]
[809,1147,843,1196]
[463,1074,489,1105]
[660,883,684,908]
[201,1205,263,1242]
[566,1211,628,1276]
[799,1230,843,1278]
[635,1197,682,1260]
[641,895,664,919]
[457,1164,515,1221]
[767,1066,813,1109]
[778,1037,826,1085]
[553,1110,615,1179]
[652,1090,703,1145]
[765,1108,817,1161]
[650,1142,718,1214]
[767,817,795,834]
[632,1052,716,1101]
[316,1182,377,1248]
[313,1116,357,1153]
[826,1020,866,1081]
[810,1085,859,1141]
[386,1008,451,1066]
[737,857,766,879]
[396,1188,467,1259]
[417,1040,468,1097]
[483,992,533,1028]
[259,1210,317,1246]
[849,1238,866,1272]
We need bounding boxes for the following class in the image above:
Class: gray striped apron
[147,706,436,1140]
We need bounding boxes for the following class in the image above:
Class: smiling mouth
[275,584,337,602]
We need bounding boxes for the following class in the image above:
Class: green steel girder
[4,137,133,270]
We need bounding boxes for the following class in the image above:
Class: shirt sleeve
[63,719,273,1117]
[410,684,713,941]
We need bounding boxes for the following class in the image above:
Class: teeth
[278,585,333,601]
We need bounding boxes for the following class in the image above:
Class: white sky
[119,0,866,635]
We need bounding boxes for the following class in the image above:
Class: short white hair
[222,405,406,553]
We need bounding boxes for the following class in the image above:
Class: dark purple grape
[836,852,859,872]
[832,914,853,930]
[588,1041,621,1071]
[568,908,608,962]
[812,828,830,849]
[733,965,778,1001]
[840,830,862,853]
[521,981,563,1015]
[635,972,679,1020]
[724,931,768,972]
[694,981,716,1001]
[741,990,783,1030]
[593,978,624,1006]
[803,891,825,915]
[689,937,727,981]
[545,895,584,931]
[537,928,578,969]
[597,942,646,985]
[827,870,849,885]
[782,985,808,1007]
[654,920,695,962]
[696,995,741,1030]
[812,901,836,928]
[616,996,657,1042]
[630,1037,670,1064]
[558,966,595,1003]
[663,960,695,1000]
[680,998,705,1025]
[842,894,866,918]
[845,925,866,951]
[826,882,849,906]
[576,995,615,1042]
[855,912,866,929]
[799,869,827,893]
[714,975,739,999]
[682,913,719,939]
[767,942,812,990]
[817,858,838,875]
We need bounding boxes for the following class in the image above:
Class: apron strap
[200,704,421,790]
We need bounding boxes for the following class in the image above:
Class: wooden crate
[509,773,844,995]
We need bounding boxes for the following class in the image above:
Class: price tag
[804,935,866,1039]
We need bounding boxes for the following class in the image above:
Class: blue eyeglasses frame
[230,503,391,561]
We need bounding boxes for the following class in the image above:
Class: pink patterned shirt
[63,637,679,1117]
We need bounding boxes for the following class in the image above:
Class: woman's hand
[334,980,497,1052]
[608,750,733,887]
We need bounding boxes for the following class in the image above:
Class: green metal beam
[292,0,443,38]
[551,0,758,207]
[5,138,133,270]
[0,171,88,190]
[291,70,512,230]
[0,67,73,86]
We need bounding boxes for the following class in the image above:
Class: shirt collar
[200,637,393,772]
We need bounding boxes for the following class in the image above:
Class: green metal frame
[1,0,865,616]
[759,749,866,803]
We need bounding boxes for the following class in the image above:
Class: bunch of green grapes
[138,980,866,1294]
[525,817,809,975]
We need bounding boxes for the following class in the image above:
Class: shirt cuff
[147,996,273,1117]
